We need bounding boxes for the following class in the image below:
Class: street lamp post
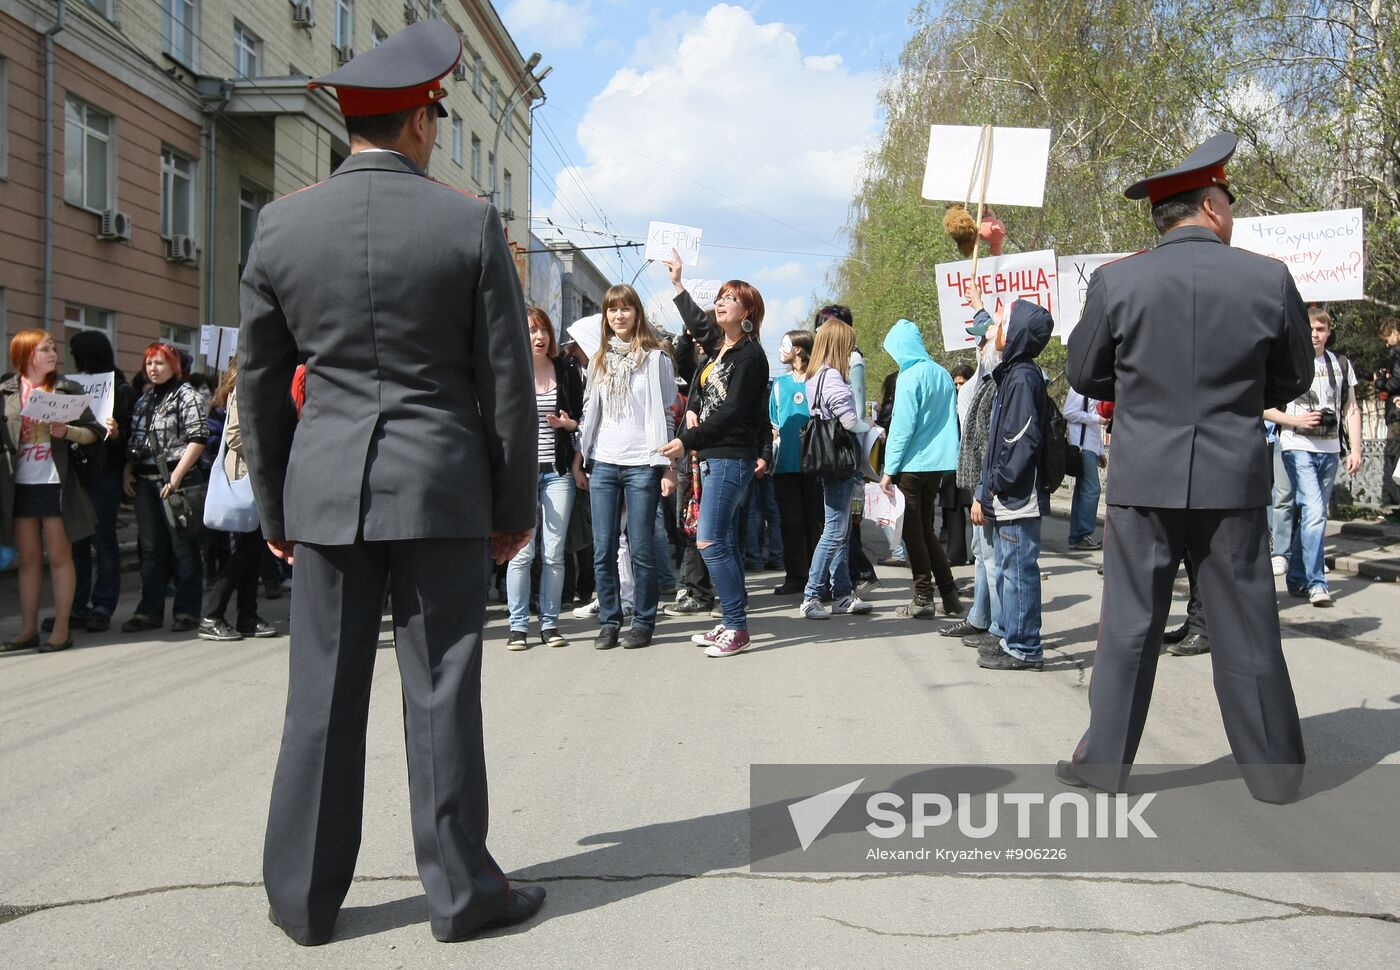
[491,54,552,215]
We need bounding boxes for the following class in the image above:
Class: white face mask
[779,335,793,358]
[978,338,1003,371]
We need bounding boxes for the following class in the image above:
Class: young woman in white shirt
[577,285,678,650]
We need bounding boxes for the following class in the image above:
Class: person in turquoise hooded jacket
[878,319,963,618]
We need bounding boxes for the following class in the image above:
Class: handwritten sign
[921,126,1052,208]
[645,221,704,266]
[1233,208,1364,301]
[67,371,115,435]
[684,278,724,308]
[20,388,93,425]
[935,249,1058,352]
[1055,253,1131,341]
[567,314,602,359]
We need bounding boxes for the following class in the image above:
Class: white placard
[645,221,704,266]
[205,326,239,371]
[920,125,1052,208]
[20,388,93,424]
[1055,253,1132,341]
[567,314,602,359]
[199,325,216,355]
[934,249,1059,352]
[1232,208,1364,301]
[684,278,724,308]
[67,372,115,435]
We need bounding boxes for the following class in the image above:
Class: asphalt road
[2,523,1398,968]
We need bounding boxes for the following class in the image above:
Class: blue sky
[498,1,919,357]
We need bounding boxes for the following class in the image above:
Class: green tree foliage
[836,0,1400,397]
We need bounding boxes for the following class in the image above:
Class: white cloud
[503,0,597,49]
[539,4,880,348]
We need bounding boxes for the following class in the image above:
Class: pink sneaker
[691,623,726,647]
[705,628,752,658]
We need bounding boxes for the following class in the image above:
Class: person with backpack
[970,296,1055,671]
[1263,306,1361,607]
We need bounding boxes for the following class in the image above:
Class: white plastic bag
[203,429,261,533]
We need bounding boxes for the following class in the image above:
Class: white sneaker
[834,595,873,615]
[1271,556,1286,576]
[572,598,600,619]
[1309,588,1332,607]
[800,598,830,619]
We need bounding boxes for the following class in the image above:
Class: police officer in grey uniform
[238,22,542,944]
[1059,133,1313,802]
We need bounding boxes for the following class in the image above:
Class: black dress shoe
[479,886,547,932]
[267,906,332,946]
[1162,622,1191,645]
[772,581,804,596]
[619,628,653,649]
[85,614,111,632]
[593,628,619,650]
[977,650,1042,671]
[1167,633,1210,656]
[962,631,1000,650]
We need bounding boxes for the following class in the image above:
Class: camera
[1300,407,1337,437]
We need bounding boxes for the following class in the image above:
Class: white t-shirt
[16,417,60,485]
[1280,351,1356,455]
[592,369,653,466]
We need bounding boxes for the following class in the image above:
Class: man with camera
[1264,306,1361,607]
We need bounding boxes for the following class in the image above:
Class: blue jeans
[697,457,754,631]
[133,476,203,621]
[654,502,676,593]
[589,463,662,632]
[744,474,783,568]
[1283,449,1339,593]
[1067,450,1102,543]
[1270,439,1296,557]
[73,468,123,617]
[968,522,1003,637]
[508,470,575,631]
[804,474,854,600]
[993,517,1042,660]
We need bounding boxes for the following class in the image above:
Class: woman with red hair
[121,343,208,634]
[1,329,103,653]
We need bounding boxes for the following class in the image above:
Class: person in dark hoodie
[66,330,135,632]
[970,291,1054,672]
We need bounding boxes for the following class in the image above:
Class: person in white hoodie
[576,285,678,650]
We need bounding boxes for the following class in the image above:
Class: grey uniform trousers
[263,537,510,944]
[1072,505,1305,802]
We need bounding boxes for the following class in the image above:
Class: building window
[233,21,261,78]
[490,77,499,119]
[451,113,463,166]
[0,58,8,182]
[239,185,269,270]
[488,151,496,192]
[428,0,443,18]
[84,0,116,20]
[470,134,481,183]
[64,304,115,343]
[503,172,512,215]
[334,0,354,50]
[472,52,482,98]
[161,148,196,239]
[504,105,514,139]
[372,22,388,47]
[64,98,113,213]
[163,0,199,70]
[160,323,198,361]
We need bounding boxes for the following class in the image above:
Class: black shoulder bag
[151,389,208,539]
[799,370,859,478]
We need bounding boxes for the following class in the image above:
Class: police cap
[309,21,462,119]
[1123,132,1237,205]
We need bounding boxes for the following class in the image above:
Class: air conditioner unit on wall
[167,235,197,263]
[291,2,315,29]
[336,45,355,64]
[404,2,418,25]
[452,62,467,82]
[97,209,132,241]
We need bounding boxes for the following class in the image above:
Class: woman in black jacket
[660,251,770,658]
[505,307,586,649]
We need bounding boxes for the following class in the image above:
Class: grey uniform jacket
[237,150,536,544]
[1066,225,1312,509]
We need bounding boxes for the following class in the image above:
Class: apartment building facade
[0,0,540,374]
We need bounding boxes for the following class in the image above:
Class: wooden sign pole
[968,125,994,283]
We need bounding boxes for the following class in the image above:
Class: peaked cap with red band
[1124,132,1238,206]
[308,20,461,119]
